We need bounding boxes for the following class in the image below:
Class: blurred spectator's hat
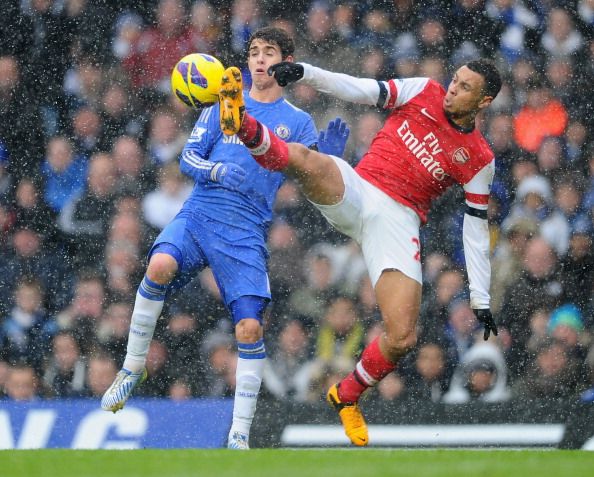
[516,175,552,203]
[547,304,584,334]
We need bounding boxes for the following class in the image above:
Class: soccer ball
[171,53,225,109]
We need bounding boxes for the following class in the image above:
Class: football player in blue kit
[101,26,350,449]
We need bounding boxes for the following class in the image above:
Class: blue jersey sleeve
[179,106,221,184]
[299,114,318,148]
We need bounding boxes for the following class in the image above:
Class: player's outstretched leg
[219,66,245,135]
[101,368,147,413]
[326,383,369,446]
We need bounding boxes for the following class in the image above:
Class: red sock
[338,336,396,403]
[237,113,289,171]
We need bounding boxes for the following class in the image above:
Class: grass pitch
[2,449,593,477]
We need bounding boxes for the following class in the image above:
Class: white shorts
[312,156,422,286]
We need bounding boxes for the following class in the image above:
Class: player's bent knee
[146,253,178,284]
[235,318,262,343]
[383,330,417,359]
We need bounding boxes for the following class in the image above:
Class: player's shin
[229,339,266,444]
[338,336,396,402]
[237,113,289,171]
[123,276,167,373]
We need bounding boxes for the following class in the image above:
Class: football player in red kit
[219,58,501,446]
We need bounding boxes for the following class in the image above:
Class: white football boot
[101,368,147,413]
[227,431,250,450]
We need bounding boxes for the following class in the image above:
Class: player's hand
[318,117,350,157]
[267,62,304,87]
[212,162,246,189]
[473,308,498,341]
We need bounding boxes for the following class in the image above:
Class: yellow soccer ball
[171,53,225,109]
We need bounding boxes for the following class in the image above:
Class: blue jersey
[152,93,317,306]
[180,93,317,231]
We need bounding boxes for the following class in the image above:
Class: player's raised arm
[268,62,429,110]
[462,159,498,340]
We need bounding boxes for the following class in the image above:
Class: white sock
[230,339,266,436]
[123,276,166,373]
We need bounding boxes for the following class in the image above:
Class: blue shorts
[149,212,271,307]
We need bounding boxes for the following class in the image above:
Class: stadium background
[0,0,594,448]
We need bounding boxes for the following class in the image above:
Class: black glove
[267,62,304,87]
[473,309,498,341]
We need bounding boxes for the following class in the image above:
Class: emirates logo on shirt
[452,147,470,164]
[397,120,446,181]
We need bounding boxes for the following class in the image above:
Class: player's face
[248,39,290,90]
[443,66,492,120]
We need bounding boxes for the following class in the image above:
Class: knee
[146,253,178,284]
[235,318,263,343]
[383,328,417,360]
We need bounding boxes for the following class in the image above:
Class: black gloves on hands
[267,62,304,87]
[473,309,498,341]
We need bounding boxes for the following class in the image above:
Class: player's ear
[283,55,295,63]
[478,95,493,111]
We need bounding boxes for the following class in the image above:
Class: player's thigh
[204,239,271,307]
[149,215,208,289]
[309,156,366,240]
[286,144,345,205]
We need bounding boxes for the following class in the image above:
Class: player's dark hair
[466,59,502,99]
[247,26,295,59]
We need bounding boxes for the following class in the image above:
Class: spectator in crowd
[540,7,584,59]
[85,353,117,398]
[491,217,537,314]
[314,296,364,367]
[3,363,40,401]
[404,341,452,403]
[97,301,133,363]
[500,237,565,378]
[263,318,314,401]
[559,217,594,311]
[0,56,44,173]
[43,331,86,397]
[443,340,511,404]
[39,136,88,214]
[58,153,117,267]
[146,108,186,166]
[199,329,236,398]
[512,338,580,399]
[12,177,58,247]
[502,175,569,256]
[513,78,568,154]
[54,271,106,351]
[141,162,191,231]
[122,0,194,95]
[111,135,156,197]
[0,277,55,372]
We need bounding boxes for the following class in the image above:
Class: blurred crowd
[1,0,594,407]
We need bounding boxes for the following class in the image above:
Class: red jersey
[355,78,494,222]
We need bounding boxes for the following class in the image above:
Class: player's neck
[445,111,476,133]
[249,86,283,103]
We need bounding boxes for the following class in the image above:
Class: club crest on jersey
[274,124,290,140]
[452,147,470,164]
